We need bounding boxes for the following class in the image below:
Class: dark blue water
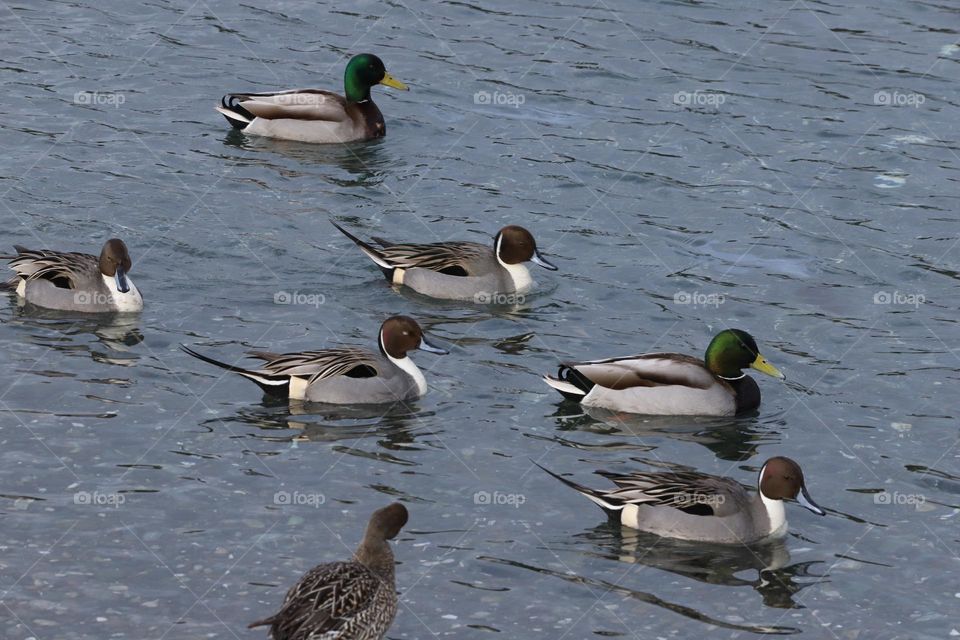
[1,1,958,638]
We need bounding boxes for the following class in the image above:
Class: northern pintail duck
[181,315,446,404]
[217,53,408,143]
[536,457,824,544]
[2,239,143,313]
[249,502,408,640]
[333,222,557,301]
[543,329,783,416]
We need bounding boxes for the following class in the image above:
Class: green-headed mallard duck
[543,329,784,416]
[217,53,408,143]
[248,502,408,640]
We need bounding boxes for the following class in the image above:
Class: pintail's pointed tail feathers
[180,345,289,398]
[331,221,396,280]
[532,461,624,515]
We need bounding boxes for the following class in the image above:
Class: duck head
[366,502,409,541]
[98,238,133,294]
[704,329,783,381]
[344,53,408,102]
[759,456,824,515]
[378,315,448,359]
[494,225,557,271]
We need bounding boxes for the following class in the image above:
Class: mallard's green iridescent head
[344,53,408,103]
[704,329,784,380]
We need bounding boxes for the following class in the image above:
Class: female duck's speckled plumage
[542,329,783,416]
[3,238,143,313]
[536,457,825,544]
[249,503,409,640]
[217,53,408,144]
[181,315,446,405]
[333,221,557,301]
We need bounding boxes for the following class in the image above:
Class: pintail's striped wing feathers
[563,353,718,390]
[374,241,490,275]
[222,89,349,123]
[333,221,491,277]
[595,469,745,516]
[249,561,382,638]
[5,247,97,288]
[249,347,380,383]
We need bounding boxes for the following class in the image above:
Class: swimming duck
[543,329,783,416]
[333,222,557,301]
[536,457,824,543]
[2,239,143,313]
[217,53,408,143]
[182,316,446,404]
[249,502,408,640]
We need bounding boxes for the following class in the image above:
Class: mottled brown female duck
[249,503,408,640]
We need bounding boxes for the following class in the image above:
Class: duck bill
[531,250,558,271]
[379,72,409,91]
[418,335,448,355]
[797,485,825,515]
[115,266,130,294]
[750,353,784,379]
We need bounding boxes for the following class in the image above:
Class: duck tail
[216,95,254,129]
[531,461,624,515]
[180,345,289,398]
[331,221,397,282]
[543,364,593,401]
[247,616,276,629]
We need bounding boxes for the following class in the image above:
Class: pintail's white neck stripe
[494,233,505,268]
[758,462,787,535]
[381,330,427,395]
[387,352,427,396]
[493,233,533,291]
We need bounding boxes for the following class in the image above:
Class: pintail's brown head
[98,239,133,293]
[759,456,824,515]
[494,225,557,270]
[378,315,448,359]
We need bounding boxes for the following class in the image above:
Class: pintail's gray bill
[531,250,558,271]
[115,265,130,293]
[419,335,448,355]
[797,486,825,515]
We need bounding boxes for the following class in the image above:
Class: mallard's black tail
[216,95,254,130]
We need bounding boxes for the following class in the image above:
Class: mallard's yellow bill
[380,72,409,91]
[751,354,784,379]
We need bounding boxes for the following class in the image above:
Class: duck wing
[248,347,380,382]
[595,469,746,517]
[223,89,350,122]
[562,353,719,391]
[374,241,491,276]
[5,247,97,289]
[248,561,381,638]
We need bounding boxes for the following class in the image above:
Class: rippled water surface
[2,1,959,638]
